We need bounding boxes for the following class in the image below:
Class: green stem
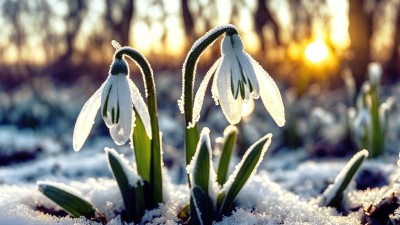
[370,85,382,157]
[181,25,238,166]
[115,47,163,206]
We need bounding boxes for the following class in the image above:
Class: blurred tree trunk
[51,0,87,82]
[181,0,194,45]
[254,0,280,51]
[63,0,86,62]
[348,0,372,88]
[105,0,135,46]
[385,6,400,82]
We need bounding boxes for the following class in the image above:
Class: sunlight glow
[305,40,329,63]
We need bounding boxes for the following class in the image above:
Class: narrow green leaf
[217,125,238,185]
[38,182,96,218]
[191,186,212,225]
[150,131,163,207]
[192,139,210,194]
[186,124,200,166]
[323,149,368,208]
[106,148,144,222]
[216,191,225,212]
[132,110,151,181]
[218,133,272,216]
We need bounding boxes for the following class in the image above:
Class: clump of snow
[219,171,360,225]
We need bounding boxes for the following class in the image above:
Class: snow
[217,171,361,225]
[2,74,400,224]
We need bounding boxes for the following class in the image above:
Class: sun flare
[305,40,329,63]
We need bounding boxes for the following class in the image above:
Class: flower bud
[110,59,129,75]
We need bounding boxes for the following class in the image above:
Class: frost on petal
[109,76,133,145]
[73,84,103,151]
[191,58,222,128]
[128,78,152,139]
[251,58,285,127]
[217,57,243,125]
[211,70,219,105]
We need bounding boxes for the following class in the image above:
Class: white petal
[109,76,133,145]
[221,35,234,55]
[211,67,219,105]
[231,34,244,52]
[217,57,243,124]
[101,75,117,127]
[251,57,285,127]
[73,84,104,151]
[128,78,152,139]
[191,57,222,127]
[230,54,242,99]
[238,53,259,98]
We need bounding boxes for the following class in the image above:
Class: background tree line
[0,0,399,89]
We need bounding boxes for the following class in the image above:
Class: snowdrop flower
[368,62,382,86]
[73,58,151,151]
[192,33,285,127]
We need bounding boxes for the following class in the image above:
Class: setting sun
[305,40,329,63]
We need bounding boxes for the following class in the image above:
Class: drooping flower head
[191,33,285,127]
[73,57,152,151]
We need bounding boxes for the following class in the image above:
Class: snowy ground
[1,74,400,224]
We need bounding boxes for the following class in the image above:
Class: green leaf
[186,124,200,166]
[132,110,151,181]
[217,125,238,185]
[188,128,214,225]
[191,136,211,194]
[323,149,368,208]
[106,148,145,222]
[191,186,212,225]
[218,133,272,217]
[150,131,163,207]
[38,182,97,218]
